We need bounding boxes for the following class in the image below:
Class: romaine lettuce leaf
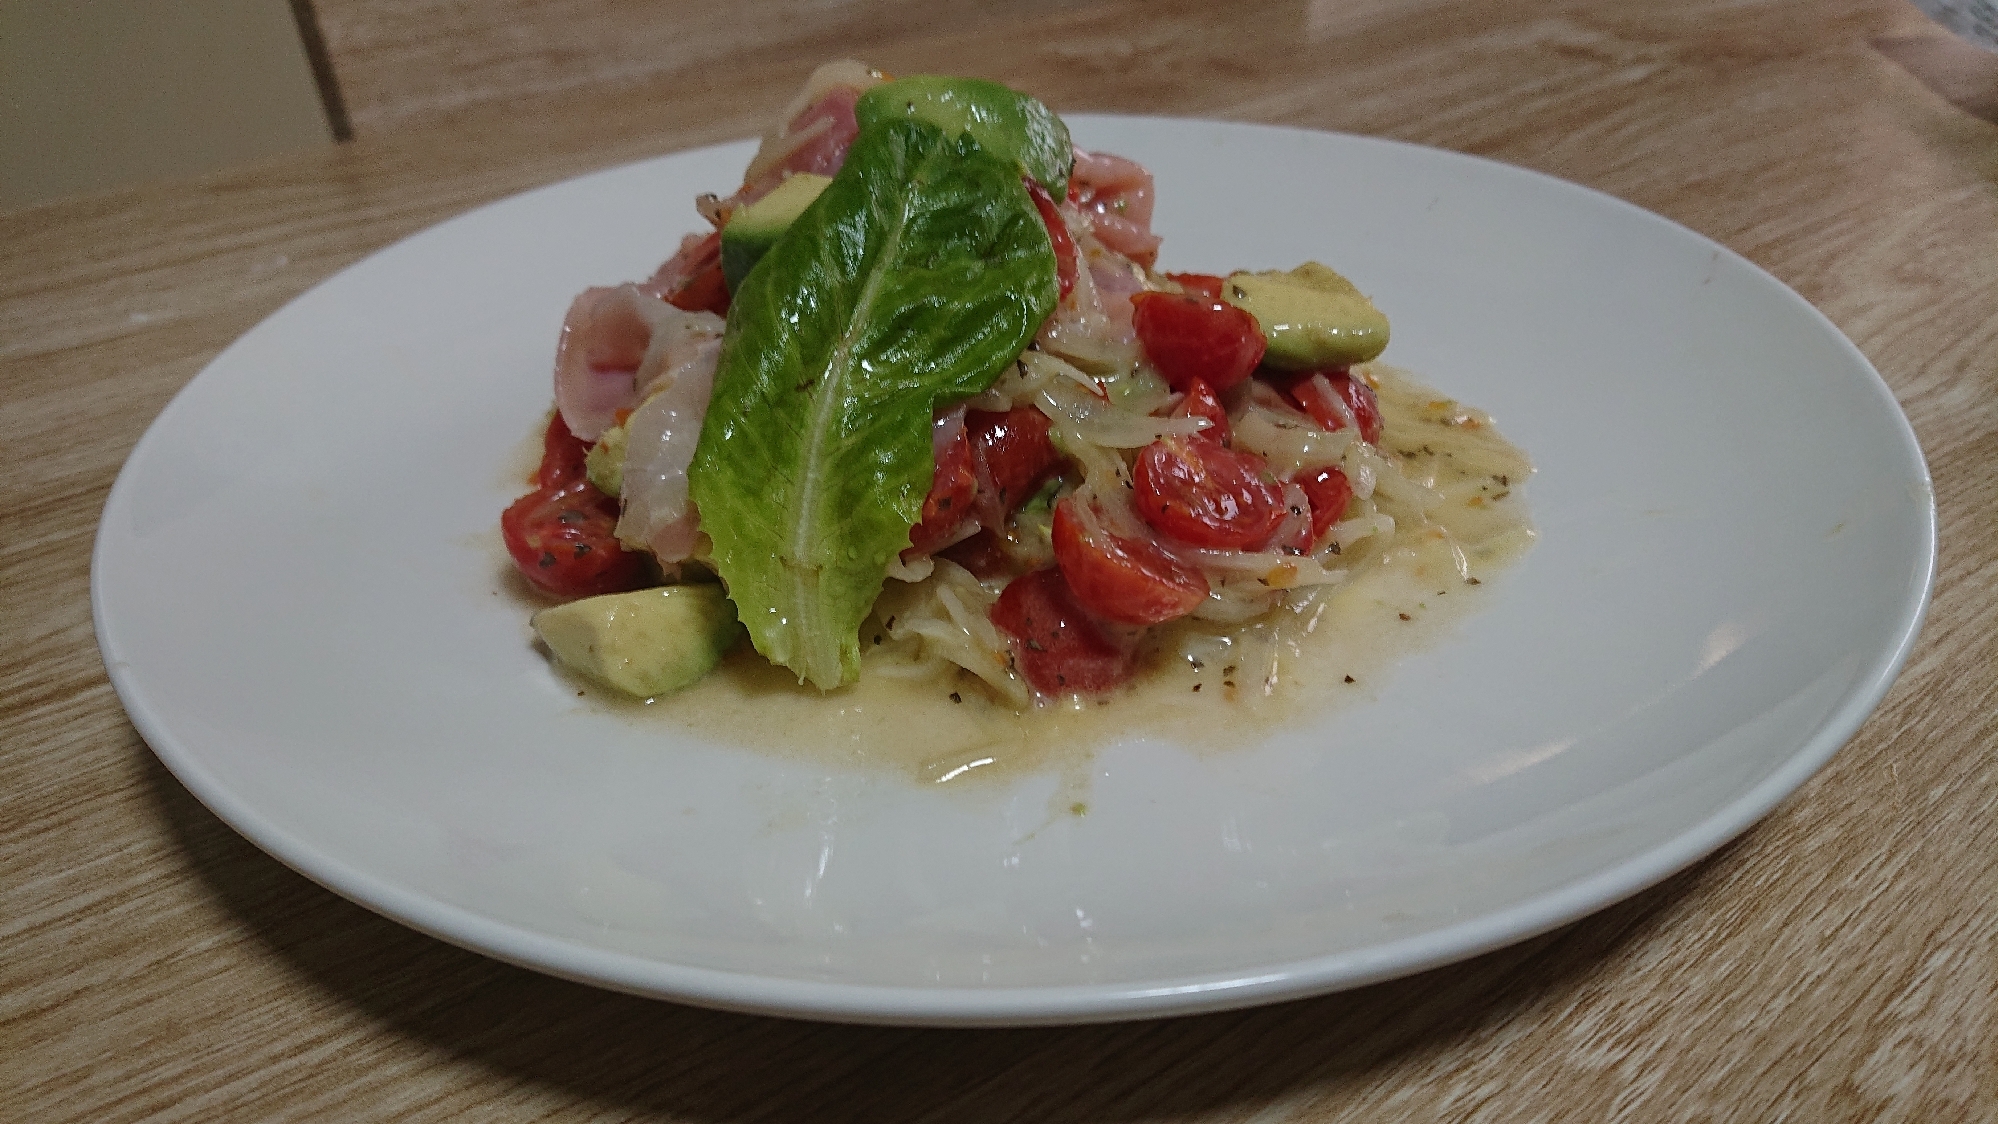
[855,77,1073,201]
[689,119,1058,689]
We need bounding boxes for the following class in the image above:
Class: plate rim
[91,115,1939,1026]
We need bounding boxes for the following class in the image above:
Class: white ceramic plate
[93,117,1934,1026]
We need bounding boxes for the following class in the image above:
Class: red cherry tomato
[967,405,1061,518]
[501,483,648,598]
[657,231,731,316]
[1129,291,1266,393]
[1024,177,1078,301]
[1164,272,1226,300]
[1133,435,1287,551]
[1272,500,1313,555]
[1295,465,1354,545]
[990,568,1136,695]
[1171,377,1230,445]
[940,528,1015,581]
[907,421,977,555]
[1051,493,1208,625]
[535,411,593,490]
[665,258,731,316]
[1287,369,1384,446]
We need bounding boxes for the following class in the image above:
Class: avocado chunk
[720,173,833,291]
[1223,263,1391,370]
[585,422,627,497]
[532,585,742,697]
[854,76,1072,200]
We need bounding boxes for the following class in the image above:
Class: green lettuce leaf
[854,76,1073,201]
[688,119,1058,689]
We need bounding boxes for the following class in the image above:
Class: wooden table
[5,1,1993,1118]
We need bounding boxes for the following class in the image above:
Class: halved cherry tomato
[1024,178,1078,301]
[990,568,1136,695]
[1171,377,1230,445]
[535,411,593,490]
[1164,272,1226,300]
[665,258,731,316]
[1295,465,1354,545]
[1286,369,1384,446]
[940,528,1015,581]
[501,483,647,598]
[1130,291,1265,393]
[967,405,1061,519]
[1272,497,1313,556]
[1051,493,1208,625]
[908,420,977,555]
[1134,435,1286,551]
[654,231,732,316]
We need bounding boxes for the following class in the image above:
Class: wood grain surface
[3,1,1993,1119]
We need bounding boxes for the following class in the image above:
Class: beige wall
[0,0,332,211]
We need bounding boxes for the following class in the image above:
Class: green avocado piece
[1223,262,1391,370]
[531,585,743,697]
[854,76,1072,200]
[720,173,833,291]
[585,423,627,497]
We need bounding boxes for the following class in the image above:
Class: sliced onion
[885,552,934,583]
[881,560,1028,705]
[1232,408,1353,475]
[1190,582,1284,623]
[1350,444,1440,514]
[1030,362,1207,449]
[1329,511,1396,553]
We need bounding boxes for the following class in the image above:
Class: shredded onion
[1232,409,1353,475]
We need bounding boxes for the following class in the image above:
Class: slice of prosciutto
[740,60,883,194]
[702,60,884,224]
[1070,148,1162,268]
[614,334,723,563]
[552,284,724,442]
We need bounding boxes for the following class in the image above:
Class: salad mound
[502,61,1528,708]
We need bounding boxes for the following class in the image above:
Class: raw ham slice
[765,85,863,182]
[614,335,722,563]
[1087,251,1147,340]
[1070,148,1162,268]
[736,61,883,207]
[552,284,723,442]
